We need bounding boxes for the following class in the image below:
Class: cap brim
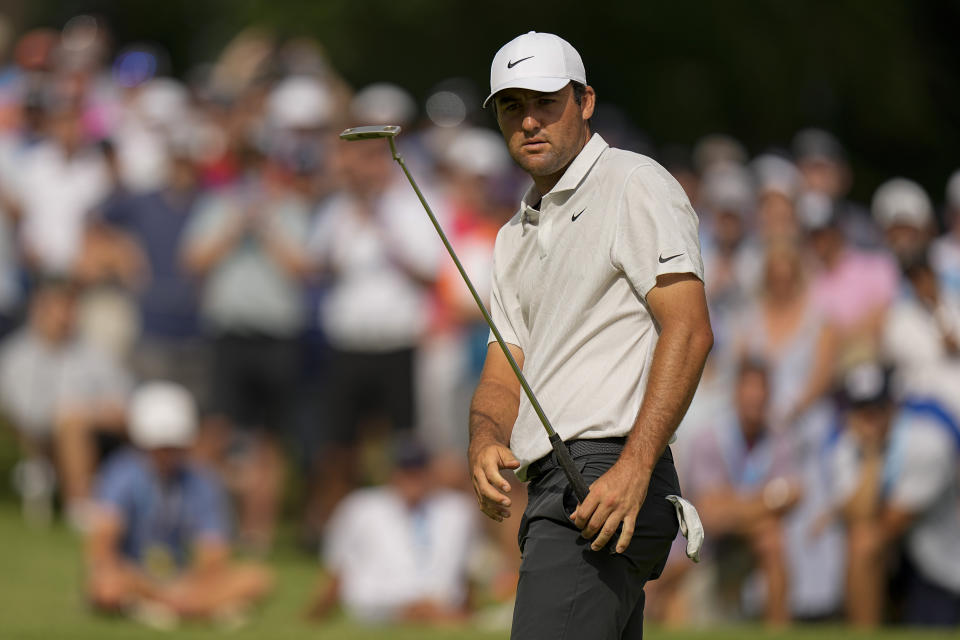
[483,77,572,108]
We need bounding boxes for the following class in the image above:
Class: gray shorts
[512,445,680,640]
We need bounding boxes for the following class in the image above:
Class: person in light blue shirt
[85,382,272,626]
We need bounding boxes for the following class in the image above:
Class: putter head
[339,125,402,141]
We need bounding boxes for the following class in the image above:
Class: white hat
[444,127,511,177]
[128,382,198,450]
[267,76,333,129]
[751,154,800,200]
[700,162,755,216]
[484,31,586,108]
[351,82,417,126]
[871,177,933,230]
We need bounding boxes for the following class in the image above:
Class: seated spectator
[686,359,802,625]
[0,279,130,527]
[734,240,845,618]
[828,363,960,628]
[307,438,476,625]
[85,382,272,628]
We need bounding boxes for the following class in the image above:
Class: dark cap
[392,436,431,470]
[841,362,892,408]
[792,128,846,164]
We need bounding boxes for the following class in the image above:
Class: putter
[340,125,590,502]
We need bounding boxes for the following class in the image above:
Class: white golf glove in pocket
[665,495,704,563]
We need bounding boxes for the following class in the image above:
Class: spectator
[7,101,110,277]
[0,279,130,527]
[733,240,844,617]
[686,359,802,625]
[871,177,935,267]
[751,154,801,244]
[419,126,513,463]
[882,254,960,414]
[698,162,763,360]
[792,128,880,249]
[930,169,960,295]
[799,192,899,369]
[100,141,209,400]
[307,437,476,625]
[828,363,960,628]
[85,382,272,628]
[182,146,312,553]
[305,128,442,533]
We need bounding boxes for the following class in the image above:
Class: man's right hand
[469,439,520,522]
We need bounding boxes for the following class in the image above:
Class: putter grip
[549,433,590,502]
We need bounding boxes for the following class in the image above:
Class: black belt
[526,437,627,480]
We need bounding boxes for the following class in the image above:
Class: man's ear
[581,85,596,121]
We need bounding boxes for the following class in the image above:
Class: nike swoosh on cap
[658,253,683,263]
[507,56,534,69]
[571,209,585,221]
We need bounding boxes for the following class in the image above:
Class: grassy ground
[0,501,955,639]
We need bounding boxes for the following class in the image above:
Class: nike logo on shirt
[507,56,534,69]
[571,209,586,221]
[658,253,683,263]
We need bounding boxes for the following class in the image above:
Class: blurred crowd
[0,15,957,631]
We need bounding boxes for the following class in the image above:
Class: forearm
[621,321,712,472]
[183,227,243,276]
[261,230,311,280]
[842,453,884,521]
[469,378,519,449]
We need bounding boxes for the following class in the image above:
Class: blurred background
[0,1,958,637]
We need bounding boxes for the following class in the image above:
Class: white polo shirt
[489,134,704,473]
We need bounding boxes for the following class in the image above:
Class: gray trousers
[511,447,680,640]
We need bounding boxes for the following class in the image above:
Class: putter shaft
[386,138,589,502]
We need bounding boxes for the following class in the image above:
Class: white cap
[751,154,800,200]
[484,32,585,108]
[871,177,933,230]
[700,162,755,216]
[444,127,511,177]
[267,76,333,129]
[351,82,417,126]
[128,382,198,450]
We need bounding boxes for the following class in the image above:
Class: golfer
[469,32,713,638]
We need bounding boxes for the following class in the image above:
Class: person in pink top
[798,192,898,367]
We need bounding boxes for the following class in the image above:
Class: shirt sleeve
[684,427,730,498]
[829,436,862,507]
[185,469,231,543]
[610,163,704,298]
[94,453,137,522]
[888,425,953,513]
[487,237,525,350]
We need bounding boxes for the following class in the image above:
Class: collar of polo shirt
[521,133,609,230]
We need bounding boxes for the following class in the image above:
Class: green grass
[0,501,955,639]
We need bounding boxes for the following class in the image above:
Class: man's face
[493,84,594,185]
[31,287,76,344]
[848,403,893,449]
[735,369,769,440]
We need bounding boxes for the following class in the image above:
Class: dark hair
[571,81,592,126]
[737,356,769,382]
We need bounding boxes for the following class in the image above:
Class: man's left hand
[570,457,651,553]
